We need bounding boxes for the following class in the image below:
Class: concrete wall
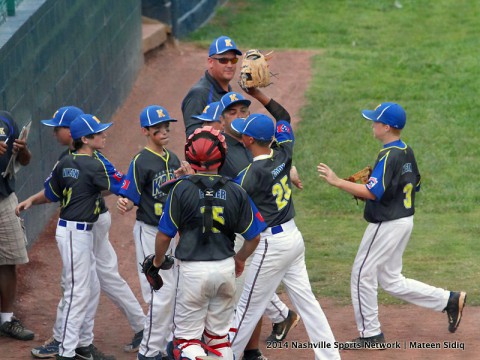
[0,0,143,246]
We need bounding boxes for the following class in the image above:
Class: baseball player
[16,114,116,359]
[152,126,265,360]
[193,101,223,131]
[230,114,340,360]
[317,102,466,348]
[0,110,33,341]
[17,106,145,358]
[116,105,184,360]
[182,35,242,137]
[219,91,301,360]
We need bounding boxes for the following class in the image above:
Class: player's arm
[15,189,51,216]
[235,234,260,277]
[244,87,291,123]
[153,230,172,268]
[317,163,376,200]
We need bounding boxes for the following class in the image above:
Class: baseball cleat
[75,344,116,360]
[0,316,34,340]
[31,336,61,358]
[266,309,300,343]
[444,291,467,333]
[342,332,386,350]
[124,329,144,352]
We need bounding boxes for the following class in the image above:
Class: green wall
[0,0,142,245]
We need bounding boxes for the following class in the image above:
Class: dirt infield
[1,41,476,360]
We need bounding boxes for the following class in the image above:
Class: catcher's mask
[185,126,227,171]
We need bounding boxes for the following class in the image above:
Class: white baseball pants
[134,220,176,357]
[231,219,340,360]
[55,220,98,358]
[234,234,289,323]
[52,211,145,344]
[352,216,450,338]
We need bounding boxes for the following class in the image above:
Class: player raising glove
[141,254,175,290]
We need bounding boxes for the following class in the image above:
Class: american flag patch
[121,179,130,190]
[113,171,123,181]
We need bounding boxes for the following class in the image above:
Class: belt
[58,219,93,231]
[264,219,296,236]
[271,224,284,234]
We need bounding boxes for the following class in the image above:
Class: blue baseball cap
[234,113,275,141]
[70,114,113,140]
[140,105,177,128]
[361,102,406,129]
[193,102,222,123]
[209,36,242,57]
[41,106,84,127]
[220,92,251,113]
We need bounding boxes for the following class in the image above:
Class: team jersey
[159,174,266,261]
[118,147,180,226]
[364,139,421,223]
[44,153,111,222]
[235,121,295,227]
[57,149,124,213]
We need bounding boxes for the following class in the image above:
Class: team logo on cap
[229,93,239,102]
[203,105,210,114]
[157,109,165,118]
[0,128,4,135]
[225,39,233,47]
[93,116,101,124]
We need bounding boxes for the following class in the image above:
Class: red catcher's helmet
[185,126,227,171]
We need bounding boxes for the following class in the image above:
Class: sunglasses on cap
[210,57,239,64]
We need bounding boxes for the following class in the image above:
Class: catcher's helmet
[185,126,227,171]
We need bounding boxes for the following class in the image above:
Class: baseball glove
[239,49,273,89]
[344,166,372,184]
[141,254,175,290]
[344,166,373,202]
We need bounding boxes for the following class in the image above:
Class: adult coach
[0,110,33,341]
[318,102,466,348]
[182,35,242,137]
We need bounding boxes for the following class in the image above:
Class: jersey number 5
[200,206,225,233]
[272,175,292,211]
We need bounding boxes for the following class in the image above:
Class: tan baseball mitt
[344,166,373,202]
[239,49,273,89]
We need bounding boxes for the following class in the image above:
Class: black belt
[58,219,93,231]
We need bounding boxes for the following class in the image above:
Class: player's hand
[174,161,194,177]
[317,163,341,186]
[13,139,27,154]
[116,197,131,215]
[0,141,7,156]
[234,256,246,278]
[15,200,32,216]
[290,166,303,190]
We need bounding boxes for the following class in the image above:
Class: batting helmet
[185,126,227,171]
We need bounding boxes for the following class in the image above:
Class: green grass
[188,0,480,305]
